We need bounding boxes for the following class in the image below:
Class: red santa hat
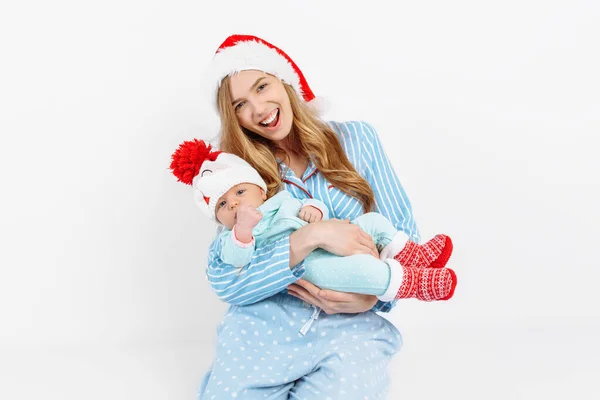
[207,34,319,110]
[169,139,267,221]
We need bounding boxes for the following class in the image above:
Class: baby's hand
[298,206,323,223]
[236,203,263,230]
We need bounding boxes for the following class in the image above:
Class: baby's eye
[237,189,246,195]
[218,200,226,208]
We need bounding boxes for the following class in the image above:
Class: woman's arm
[208,217,380,306]
[359,121,420,241]
[207,232,305,306]
[292,218,379,263]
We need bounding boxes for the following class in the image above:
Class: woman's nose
[249,99,267,118]
[256,107,269,118]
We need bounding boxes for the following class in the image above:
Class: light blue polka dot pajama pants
[198,293,402,399]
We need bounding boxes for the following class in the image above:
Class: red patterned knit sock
[394,234,453,268]
[395,266,457,301]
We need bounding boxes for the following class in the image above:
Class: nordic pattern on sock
[417,268,456,301]
[439,268,457,300]
[394,234,453,268]
[395,241,419,267]
[428,235,453,268]
[396,266,457,301]
[396,265,418,299]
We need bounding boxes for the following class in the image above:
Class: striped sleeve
[353,121,421,313]
[206,234,305,306]
[358,121,421,242]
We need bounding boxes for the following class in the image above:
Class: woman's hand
[287,279,379,314]
[314,218,379,258]
[287,219,378,271]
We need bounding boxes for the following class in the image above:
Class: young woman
[197,34,437,399]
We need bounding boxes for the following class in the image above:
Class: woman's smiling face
[228,70,294,143]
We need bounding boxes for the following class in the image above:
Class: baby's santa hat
[169,139,267,220]
[206,34,325,112]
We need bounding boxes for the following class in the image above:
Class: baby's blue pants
[198,292,402,399]
[303,212,398,296]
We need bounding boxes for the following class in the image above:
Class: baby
[170,139,457,309]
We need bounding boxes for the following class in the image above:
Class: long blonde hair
[217,76,375,213]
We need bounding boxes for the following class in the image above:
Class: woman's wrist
[288,223,321,267]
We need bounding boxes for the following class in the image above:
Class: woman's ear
[261,189,267,200]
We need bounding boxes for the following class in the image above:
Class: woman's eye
[234,101,245,111]
[257,83,267,91]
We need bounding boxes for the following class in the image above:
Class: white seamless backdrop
[1,1,599,399]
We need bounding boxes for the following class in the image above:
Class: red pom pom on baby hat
[169,139,222,185]
[169,138,267,221]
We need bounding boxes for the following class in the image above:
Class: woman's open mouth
[259,109,280,128]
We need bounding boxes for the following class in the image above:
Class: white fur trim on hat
[210,40,303,102]
[206,35,316,111]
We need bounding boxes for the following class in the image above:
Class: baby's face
[215,183,267,229]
